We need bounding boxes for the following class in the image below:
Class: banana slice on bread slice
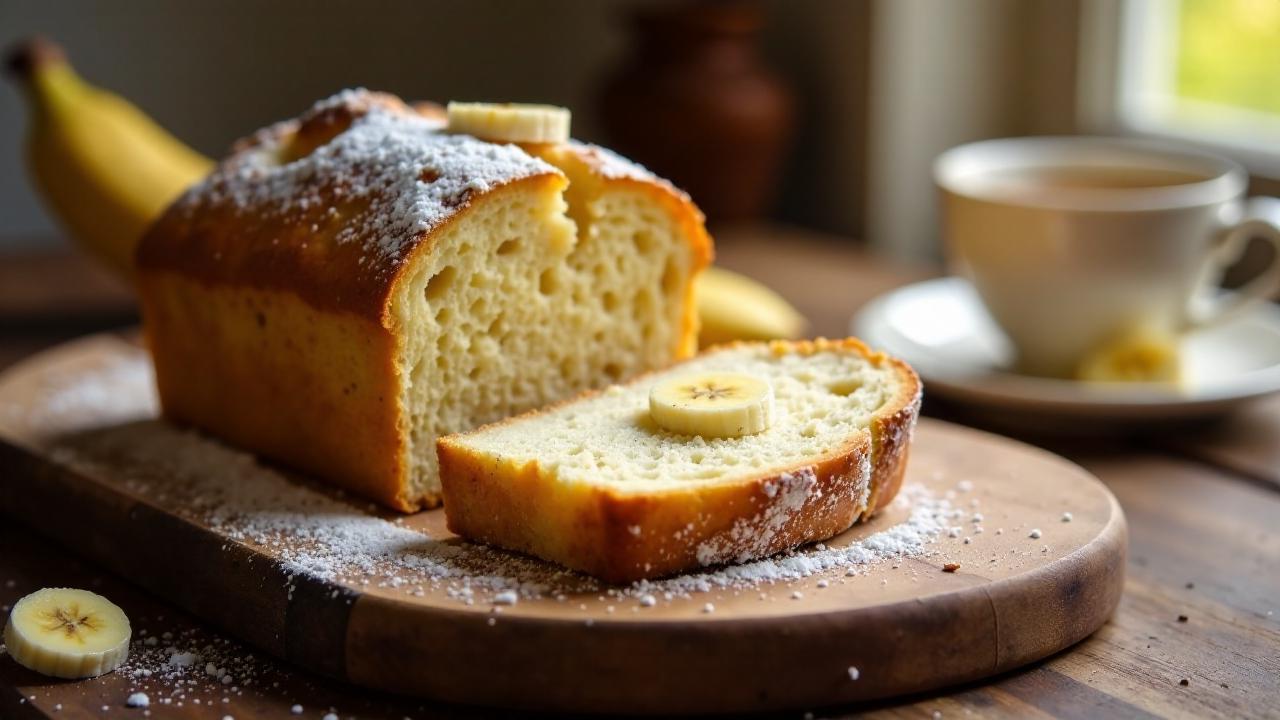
[4,588,131,678]
[649,372,775,438]
[439,338,921,582]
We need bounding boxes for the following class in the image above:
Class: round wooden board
[0,334,1127,715]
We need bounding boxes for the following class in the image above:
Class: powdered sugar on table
[35,348,953,608]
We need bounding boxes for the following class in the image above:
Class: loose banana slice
[3,587,131,678]
[1076,327,1182,385]
[445,102,571,144]
[649,372,775,438]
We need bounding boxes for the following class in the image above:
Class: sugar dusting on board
[37,349,953,607]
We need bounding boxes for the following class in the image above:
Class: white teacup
[935,136,1280,378]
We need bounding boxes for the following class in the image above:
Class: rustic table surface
[1,229,1277,720]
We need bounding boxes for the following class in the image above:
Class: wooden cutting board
[0,333,1126,715]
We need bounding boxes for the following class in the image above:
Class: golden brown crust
[138,179,562,513]
[437,338,922,583]
[135,90,713,514]
[137,95,564,320]
[138,271,416,511]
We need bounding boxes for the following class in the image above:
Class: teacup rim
[934,135,1247,212]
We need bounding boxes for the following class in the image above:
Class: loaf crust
[136,91,712,511]
[438,338,922,583]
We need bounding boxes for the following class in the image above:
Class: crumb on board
[943,563,961,573]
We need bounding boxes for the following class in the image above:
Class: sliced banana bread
[136,91,712,511]
[437,338,921,582]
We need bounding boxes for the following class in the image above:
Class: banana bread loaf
[136,90,713,511]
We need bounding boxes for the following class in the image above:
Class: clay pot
[598,1,796,224]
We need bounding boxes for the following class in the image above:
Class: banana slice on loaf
[438,338,921,582]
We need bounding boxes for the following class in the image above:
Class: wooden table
[1,230,1278,719]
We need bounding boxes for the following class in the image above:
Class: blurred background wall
[3,0,1274,260]
[0,0,1087,259]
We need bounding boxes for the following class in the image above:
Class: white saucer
[852,277,1280,423]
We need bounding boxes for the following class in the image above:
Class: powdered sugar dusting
[642,485,948,596]
[567,140,692,202]
[568,141,657,182]
[30,352,949,608]
[698,466,827,566]
[179,89,559,276]
[52,420,949,605]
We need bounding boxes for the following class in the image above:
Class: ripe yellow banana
[696,266,808,348]
[5,39,807,350]
[6,38,214,281]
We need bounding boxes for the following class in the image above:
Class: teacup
[935,136,1280,378]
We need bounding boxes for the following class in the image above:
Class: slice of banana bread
[136,91,712,511]
[438,338,921,582]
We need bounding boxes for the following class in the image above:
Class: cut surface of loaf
[136,90,712,511]
[438,338,921,582]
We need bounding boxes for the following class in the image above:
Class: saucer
[852,277,1280,423]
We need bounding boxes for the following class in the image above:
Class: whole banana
[5,37,213,281]
[696,266,808,348]
[5,38,806,345]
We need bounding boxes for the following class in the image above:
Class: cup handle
[1185,196,1280,330]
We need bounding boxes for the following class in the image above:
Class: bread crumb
[492,590,518,606]
[942,563,960,573]
[1061,512,1073,522]
[639,594,656,607]
[702,603,715,614]
[1029,528,1042,539]
[847,666,860,681]
[1177,614,1188,623]
[126,693,150,708]
[1179,678,1189,686]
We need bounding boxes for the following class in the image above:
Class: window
[1081,0,1280,175]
